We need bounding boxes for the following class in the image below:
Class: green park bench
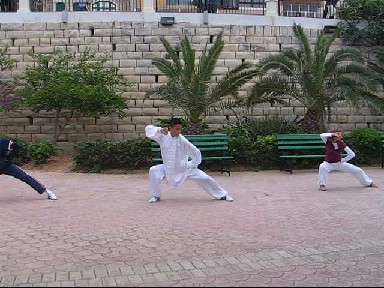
[276,133,342,174]
[151,134,234,176]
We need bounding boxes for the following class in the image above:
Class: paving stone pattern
[1,167,384,287]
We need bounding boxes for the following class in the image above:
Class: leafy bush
[225,124,278,169]
[343,128,382,165]
[74,137,152,172]
[244,116,299,140]
[27,140,57,164]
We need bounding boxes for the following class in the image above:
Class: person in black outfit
[0,137,58,200]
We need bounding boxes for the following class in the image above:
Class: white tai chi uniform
[318,133,373,187]
[145,125,229,199]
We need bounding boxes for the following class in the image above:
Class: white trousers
[318,161,373,187]
[149,164,228,199]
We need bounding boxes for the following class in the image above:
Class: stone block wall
[0,21,383,150]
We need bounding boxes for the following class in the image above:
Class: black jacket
[0,137,18,172]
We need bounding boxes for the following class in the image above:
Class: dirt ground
[21,154,75,173]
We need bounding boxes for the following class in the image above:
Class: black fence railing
[278,0,345,19]
[155,0,266,14]
[0,0,345,18]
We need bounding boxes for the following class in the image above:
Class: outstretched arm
[341,146,355,163]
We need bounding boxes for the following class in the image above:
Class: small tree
[17,50,130,143]
[337,0,384,46]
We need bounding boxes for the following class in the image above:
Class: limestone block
[116,124,136,132]
[79,45,98,52]
[15,134,32,142]
[7,125,25,134]
[2,117,27,126]
[236,51,255,59]
[365,116,383,123]
[32,118,52,125]
[355,123,368,129]
[67,46,79,53]
[136,67,149,74]
[39,38,51,46]
[2,23,24,31]
[229,36,246,44]
[127,52,143,59]
[84,37,102,44]
[98,44,113,52]
[86,133,105,140]
[205,116,227,124]
[33,46,54,53]
[131,116,154,124]
[135,27,153,36]
[245,36,264,44]
[142,52,161,59]
[28,38,40,46]
[280,107,294,115]
[78,29,92,37]
[222,44,239,52]
[0,39,13,46]
[20,47,32,54]
[94,29,114,37]
[220,52,236,59]
[224,59,242,68]
[13,39,28,47]
[51,38,70,46]
[115,44,135,52]
[53,30,64,38]
[5,46,20,54]
[128,108,143,116]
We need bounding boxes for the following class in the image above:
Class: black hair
[169,117,183,127]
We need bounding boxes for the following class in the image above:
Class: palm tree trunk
[300,108,324,133]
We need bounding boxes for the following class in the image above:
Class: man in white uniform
[145,118,234,203]
[318,130,378,191]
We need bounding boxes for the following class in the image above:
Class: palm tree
[368,47,384,91]
[146,32,258,134]
[246,23,382,133]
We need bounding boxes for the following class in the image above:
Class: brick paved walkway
[1,167,384,287]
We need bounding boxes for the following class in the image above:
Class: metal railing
[0,0,345,18]
[278,0,345,19]
[28,0,142,11]
[156,0,266,15]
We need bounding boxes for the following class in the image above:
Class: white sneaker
[46,189,57,200]
[220,194,234,202]
[149,196,160,203]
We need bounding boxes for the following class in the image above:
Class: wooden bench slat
[276,133,326,173]
[278,145,326,150]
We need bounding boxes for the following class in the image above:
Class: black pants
[1,163,46,194]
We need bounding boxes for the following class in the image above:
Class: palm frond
[159,36,182,74]
[247,76,298,106]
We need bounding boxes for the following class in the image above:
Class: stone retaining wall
[0,21,383,150]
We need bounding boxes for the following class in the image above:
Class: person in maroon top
[318,130,378,191]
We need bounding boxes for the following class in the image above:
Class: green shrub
[74,137,152,172]
[343,128,382,165]
[243,116,299,140]
[27,140,57,164]
[225,124,279,168]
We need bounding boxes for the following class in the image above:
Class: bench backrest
[276,134,325,150]
[151,134,231,162]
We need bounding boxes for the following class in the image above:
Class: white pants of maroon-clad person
[319,161,373,187]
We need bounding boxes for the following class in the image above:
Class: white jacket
[145,125,202,187]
